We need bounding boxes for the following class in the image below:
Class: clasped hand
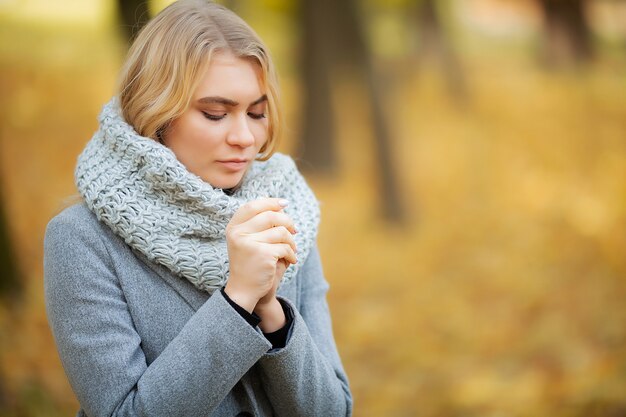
[224,198,297,332]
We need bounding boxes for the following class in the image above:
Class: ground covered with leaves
[1,13,625,417]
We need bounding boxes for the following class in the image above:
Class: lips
[217,159,249,171]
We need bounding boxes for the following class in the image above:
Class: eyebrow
[197,94,267,107]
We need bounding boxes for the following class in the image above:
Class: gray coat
[44,204,352,417]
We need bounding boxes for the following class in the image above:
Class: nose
[226,114,255,148]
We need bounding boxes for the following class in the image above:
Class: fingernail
[292,227,298,234]
[278,199,289,207]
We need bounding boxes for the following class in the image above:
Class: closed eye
[202,111,225,121]
[248,112,266,120]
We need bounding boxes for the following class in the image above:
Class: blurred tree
[298,0,338,174]
[412,0,467,100]
[0,370,9,416]
[117,0,151,44]
[538,0,594,66]
[298,0,405,222]
[0,189,19,299]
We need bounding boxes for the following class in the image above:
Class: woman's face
[163,52,269,189]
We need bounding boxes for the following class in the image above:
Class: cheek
[166,116,224,160]
[252,121,270,148]
[194,124,224,148]
[182,117,224,148]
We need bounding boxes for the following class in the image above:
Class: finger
[277,258,289,272]
[274,259,288,282]
[241,210,296,235]
[250,227,297,252]
[230,198,289,226]
[270,243,297,265]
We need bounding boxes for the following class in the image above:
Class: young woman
[43,1,352,416]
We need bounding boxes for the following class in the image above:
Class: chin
[205,175,244,190]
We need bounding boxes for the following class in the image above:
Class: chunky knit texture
[75,98,320,293]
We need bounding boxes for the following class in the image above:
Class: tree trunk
[117,0,151,44]
[297,0,338,173]
[539,0,593,66]
[0,191,19,299]
[333,0,406,222]
[414,0,467,101]
[304,0,405,223]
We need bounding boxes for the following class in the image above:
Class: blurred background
[1,0,626,415]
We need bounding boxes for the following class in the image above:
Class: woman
[43,1,352,416]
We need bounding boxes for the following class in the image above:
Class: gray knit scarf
[75,98,320,293]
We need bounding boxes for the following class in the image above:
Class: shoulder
[44,203,130,301]
[44,203,112,258]
[47,203,100,232]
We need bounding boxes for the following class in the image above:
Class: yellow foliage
[1,7,626,417]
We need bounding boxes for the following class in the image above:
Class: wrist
[223,283,258,313]
[255,297,286,333]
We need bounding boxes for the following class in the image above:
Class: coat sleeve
[256,244,353,416]
[43,211,272,417]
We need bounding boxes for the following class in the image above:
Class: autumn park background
[1,0,626,415]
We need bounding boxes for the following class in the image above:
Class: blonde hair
[117,0,281,159]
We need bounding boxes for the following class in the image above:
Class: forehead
[193,52,264,101]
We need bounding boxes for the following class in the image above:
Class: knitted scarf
[75,98,320,293]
